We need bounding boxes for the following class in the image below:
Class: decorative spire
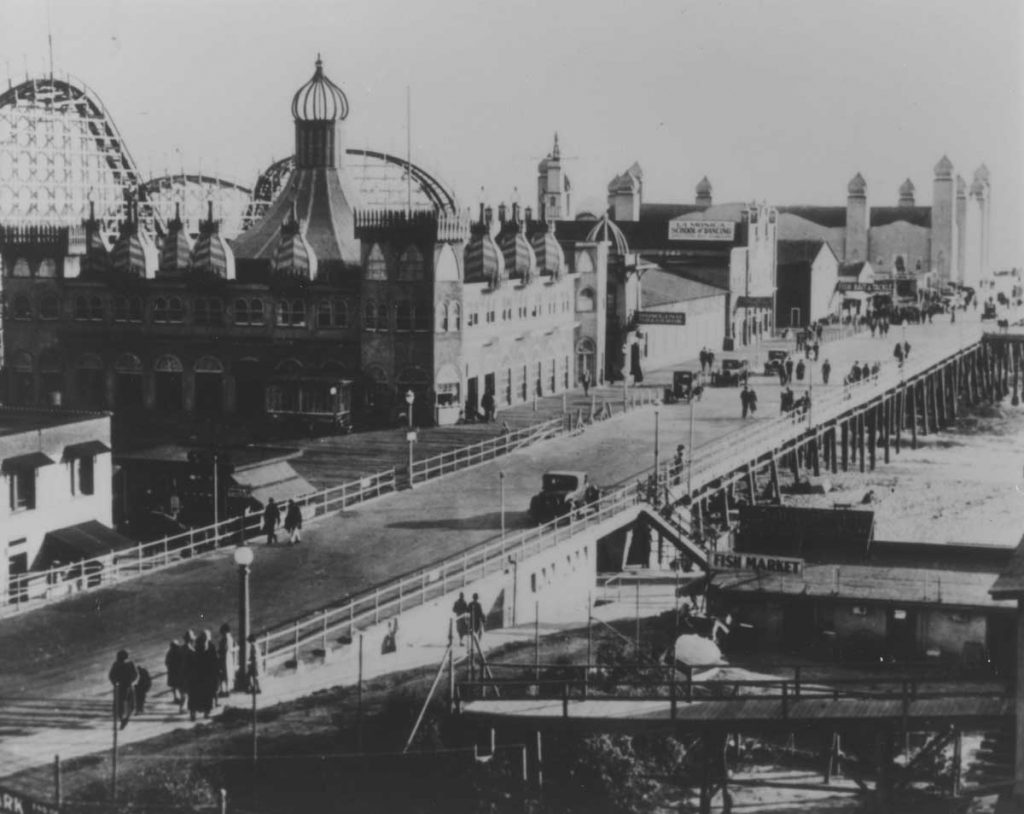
[552,132,560,161]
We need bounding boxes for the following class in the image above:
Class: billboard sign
[711,551,804,576]
[636,311,686,326]
[668,220,735,242]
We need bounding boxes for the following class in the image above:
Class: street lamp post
[499,471,506,536]
[405,390,416,483]
[233,545,254,692]
[687,393,696,496]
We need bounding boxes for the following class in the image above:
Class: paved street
[0,314,988,778]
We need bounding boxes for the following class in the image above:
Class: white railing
[0,469,398,617]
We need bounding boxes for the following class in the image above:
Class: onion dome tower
[898,178,916,207]
[80,201,112,278]
[232,55,360,277]
[531,207,565,279]
[464,203,505,287]
[497,203,537,284]
[271,201,318,279]
[585,213,630,256]
[695,176,713,207]
[110,201,157,278]
[158,202,193,276]
[191,201,236,279]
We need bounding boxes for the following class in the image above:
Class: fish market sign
[668,220,735,241]
[0,786,60,814]
[711,552,803,575]
[835,281,876,293]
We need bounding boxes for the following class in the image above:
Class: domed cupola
[110,201,157,278]
[158,202,193,276]
[81,200,112,278]
[933,155,953,180]
[585,213,630,256]
[531,210,565,279]
[292,55,349,169]
[271,201,318,280]
[190,201,236,279]
[497,204,537,285]
[898,178,916,207]
[464,204,505,287]
[847,172,867,197]
[695,176,713,207]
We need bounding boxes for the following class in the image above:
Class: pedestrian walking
[481,390,496,422]
[821,359,831,385]
[246,634,261,695]
[860,362,870,381]
[580,368,591,396]
[452,592,469,645]
[894,342,904,364]
[263,498,280,546]
[164,638,187,709]
[780,386,793,414]
[468,593,485,641]
[795,359,806,382]
[748,387,758,415]
[740,386,751,418]
[699,348,709,373]
[903,340,911,360]
[109,649,139,730]
[784,357,794,385]
[218,623,236,696]
[284,499,303,545]
[188,630,219,721]
[135,665,152,714]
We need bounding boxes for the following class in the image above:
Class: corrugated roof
[717,562,1011,609]
[641,267,727,308]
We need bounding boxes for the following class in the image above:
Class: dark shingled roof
[777,239,830,266]
[639,203,706,221]
[777,206,847,228]
[641,267,727,308]
[839,261,867,277]
[870,206,932,229]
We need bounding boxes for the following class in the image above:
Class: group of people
[452,592,486,646]
[163,625,257,722]
[893,340,912,366]
[698,347,717,374]
[739,385,759,418]
[108,649,153,729]
[262,498,304,546]
[779,386,811,416]
[867,315,893,337]
[844,360,882,386]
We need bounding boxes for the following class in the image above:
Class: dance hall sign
[668,219,735,241]
[711,551,804,576]
[0,785,59,814]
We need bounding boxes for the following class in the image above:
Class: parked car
[711,358,749,387]
[529,471,600,524]
[763,350,788,377]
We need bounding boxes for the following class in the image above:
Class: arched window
[395,302,412,331]
[113,296,129,322]
[364,300,378,330]
[577,287,596,312]
[450,302,462,331]
[195,298,223,326]
[37,258,57,278]
[413,302,431,331]
[234,298,250,324]
[153,298,168,323]
[366,244,387,280]
[250,299,265,323]
[167,297,184,323]
[88,296,104,321]
[12,258,30,277]
[194,355,224,373]
[39,293,60,320]
[154,355,184,373]
[12,295,31,320]
[195,299,209,325]
[435,244,460,282]
[398,245,425,281]
[437,302,448,332]
[332,299,348,327]
[377,302,389,330]
[114,353,143,373]
[292,300,306,326]
[317,300,333,328]
[576,251,595,274]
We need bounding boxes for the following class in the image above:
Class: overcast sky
[2,0,1021,266]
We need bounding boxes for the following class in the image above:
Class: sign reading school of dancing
[0,785,60,814]
[711,552,805,576]
[668,220,736,241]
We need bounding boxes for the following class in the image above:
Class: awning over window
[230,461,313,508]
[735,296,773,309]
[1,452,54,473]
[62,440,111,461]
[37,521,136,567]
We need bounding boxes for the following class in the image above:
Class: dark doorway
[466,376,479,418]
[154,372,183,410]
[7,550,28,603]
[986,613,1015,677]
[484,372,496,400]
[115,373,143,409]
[886,608,917,659]
[194,373,223,414]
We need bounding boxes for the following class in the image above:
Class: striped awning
[111,233,148,277]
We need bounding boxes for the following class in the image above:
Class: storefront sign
[711,551,804,575]
[835,281,875,293]
[0,786,60,814]
[668,220,735,242]
[636,311,686,326]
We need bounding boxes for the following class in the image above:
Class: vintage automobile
[529,471,600,524]
[711,358,749,387]
[664,370,702,404]
[763,349,788,377]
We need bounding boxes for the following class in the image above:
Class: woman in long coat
[164,639,187,709]
[187,630,219,720]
